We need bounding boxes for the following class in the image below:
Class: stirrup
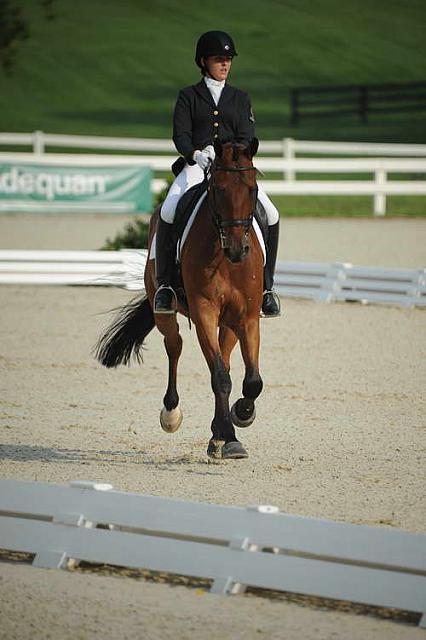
[154,285,177,314]
[261,290,281,318]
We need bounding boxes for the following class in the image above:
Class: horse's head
[209,138,259,263]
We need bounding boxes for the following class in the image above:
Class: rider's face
[203,55,232,81]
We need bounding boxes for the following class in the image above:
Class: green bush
[101,218,150,250]
[101,176,173,250]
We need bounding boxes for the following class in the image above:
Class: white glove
[202,145,215,162]
[193,148,213,170]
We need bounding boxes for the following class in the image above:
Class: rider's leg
[257,189,281,317]
[154,163,204,314]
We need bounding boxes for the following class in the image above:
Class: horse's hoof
[231,400,256,428]
[221,441,249,459]
[207,439,225,459]
[160,406,183,433]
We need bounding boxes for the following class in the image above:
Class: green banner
[0,161,152,213]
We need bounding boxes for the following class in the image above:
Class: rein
[207,163,258,247]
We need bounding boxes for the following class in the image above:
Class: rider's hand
[193,149,212,170]
[202,145,215,162]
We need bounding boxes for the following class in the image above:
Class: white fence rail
[2,131,426,158]
[0,250,424,307]
[0,478,425,625]
[1,152,425,215]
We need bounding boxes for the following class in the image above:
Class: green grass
[271,195,426,217]
[1,0,426,143]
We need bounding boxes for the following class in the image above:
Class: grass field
[1,0,426,143]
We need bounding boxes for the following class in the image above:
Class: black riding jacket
[173,80,255,165]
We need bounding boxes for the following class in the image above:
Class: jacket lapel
[193,80,216,107]
[218,83,234,107]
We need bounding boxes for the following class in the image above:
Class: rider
[154,30,281,317]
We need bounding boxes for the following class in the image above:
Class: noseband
[207,164,258,249]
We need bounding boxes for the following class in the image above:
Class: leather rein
[207,164,258,247]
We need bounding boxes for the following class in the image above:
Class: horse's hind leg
[156,316,183,433]
[231,318,263,429]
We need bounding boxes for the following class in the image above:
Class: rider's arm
[235,91,256,146]
[173,90,196,165]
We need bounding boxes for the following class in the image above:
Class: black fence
[289,81,426,125]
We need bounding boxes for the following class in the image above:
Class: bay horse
[95,139,264,459]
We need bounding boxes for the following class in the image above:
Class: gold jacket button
[214,134,218,138]
[213,110,219,115]
[213,122,219,127]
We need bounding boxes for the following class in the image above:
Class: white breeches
[160,163,279,225]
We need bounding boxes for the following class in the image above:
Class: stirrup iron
[154,285,178,315]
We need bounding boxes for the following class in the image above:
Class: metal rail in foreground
[0,479,425,626]
[0,250,424,308]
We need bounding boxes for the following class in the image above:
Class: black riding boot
[262,221,281,317]
[154,218,177,314]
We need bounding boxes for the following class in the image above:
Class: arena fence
[2,130,426,216]
[0,250,424,308]
[0,478,425,626]
[1,151,425,215]
[2,131,426,158]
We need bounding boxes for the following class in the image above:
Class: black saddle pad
[254,198,268,242]
[172,179,208,247]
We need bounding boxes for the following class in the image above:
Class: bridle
[207,163,258,249]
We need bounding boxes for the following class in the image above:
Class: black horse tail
[94,295,155,368]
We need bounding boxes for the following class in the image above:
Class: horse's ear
[214,139,223,158]
[250,137,259,158]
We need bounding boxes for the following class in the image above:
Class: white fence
[0,478,425,626]
[1,131,426,215]
[2,131,426,158]
[0,250,424,308]
[1,151,426,215]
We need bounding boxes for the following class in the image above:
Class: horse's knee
[211,355,232,396]
[243,369,263,400]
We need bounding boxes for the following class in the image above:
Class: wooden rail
[1,152,425,215]
[2,131,426,158]
[0,478,425,625]
[0,250,424,308]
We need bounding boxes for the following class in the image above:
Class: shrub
[101,176,173,250]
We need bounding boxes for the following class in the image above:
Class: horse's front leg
[231,317,263,429]
[155,315,183,433]
[195,316,248,459]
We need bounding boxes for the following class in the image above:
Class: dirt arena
[1,214,425,639]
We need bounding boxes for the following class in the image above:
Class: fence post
[283,137,295,181]
[33,130,45,154]
[374,166,386,216]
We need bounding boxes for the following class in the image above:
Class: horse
[95,138,264,460]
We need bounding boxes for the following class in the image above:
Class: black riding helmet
[195,31,238,72]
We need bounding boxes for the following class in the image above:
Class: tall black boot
[262,221,281,317]
[154,217,177,314]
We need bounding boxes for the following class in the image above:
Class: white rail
[0,478,425,625]
[2,131,426,157]
[1,152,425,215]
[0,250,424,307]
